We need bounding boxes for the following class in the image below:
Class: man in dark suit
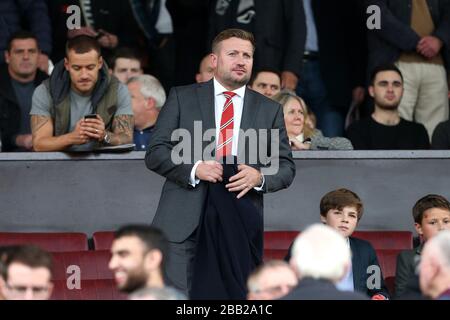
[145,28,295,296]
[208,0,306,90]
[283,224,367,300]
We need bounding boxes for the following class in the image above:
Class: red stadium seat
[51,250,113,281]
[0,232,88,252]
[51,279,126,300]
[353,231,413,250]
[263,231,299,261]
[375,249,403,297]
[92,231,115,251]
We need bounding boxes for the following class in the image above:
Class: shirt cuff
[189,160,202,187]
[253,172,265,192]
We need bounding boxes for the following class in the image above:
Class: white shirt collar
[213,77,246,98]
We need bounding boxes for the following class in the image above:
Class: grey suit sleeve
[263,105,296,193]
[145,87,195,189]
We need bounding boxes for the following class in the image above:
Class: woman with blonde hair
[273,90,353,150]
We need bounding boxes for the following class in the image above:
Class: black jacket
[282,277,368,300]
[366,0,450,73]
[0,64,48,151]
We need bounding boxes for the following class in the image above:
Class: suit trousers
[165,231,197,297]
[396,61,449,140]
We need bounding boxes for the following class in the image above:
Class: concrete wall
[1,151,450,236]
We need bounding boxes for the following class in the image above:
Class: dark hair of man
[2,245,53,281]
[65,35,101,57]
[109,47,142,70]
[370,64,404,85]
[249,68,282,87]
[412,194,450,224]
[320,188,364,220]
[114,225,169,268]
[211,28,256,54]
[7,30,39,52]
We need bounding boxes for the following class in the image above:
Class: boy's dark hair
[370,64,403,85]
[109,47,142,70]
[2,245,53,281]
[212,28,256,53]
[412,194,450,224]
[66,35,101,57]
[320,188,364,220]
[249,68,282,87]
[114,225,169,268]
[7,30,39,52]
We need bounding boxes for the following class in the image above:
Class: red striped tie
[216,91,236,158]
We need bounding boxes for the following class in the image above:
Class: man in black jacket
[0,31,48,152]
[366,0,450,139]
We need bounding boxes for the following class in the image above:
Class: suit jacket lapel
[349,238,362,290]
[196,79,215,131]
[241,88,259,132]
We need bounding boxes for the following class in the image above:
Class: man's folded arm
[31,115,76,151]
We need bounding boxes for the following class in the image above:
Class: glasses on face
[6,283,50,297]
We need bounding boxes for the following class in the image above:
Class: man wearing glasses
[0,245,53,300]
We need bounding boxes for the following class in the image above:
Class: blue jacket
[0,0,52,62]
[366,0,450,73]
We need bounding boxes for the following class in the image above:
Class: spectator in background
[419,230,450,299]
[195,54,215,83]
[346,64,429,150]
[273,90,353,150]
[283,224,367,300]
[0,246,19,301]
[0,0,52,73]
[208,0,306,90]
[109,47,143,84]
[432,119,450,149]
[296,0,367,137]
[109,225,184,297]
[127,75,166,151]
[366,0,450,139]
[0,245,53,300]
[395,194,450,299]
[247,260,298,300]
[0,31,48,152]
[249,69,281,99]
[30,35,133,152]
[48,1,147,64]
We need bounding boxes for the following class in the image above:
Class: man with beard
[145,28,294,298]
[108,225,184,298]
[346,64,429,149]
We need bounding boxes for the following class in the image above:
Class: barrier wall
[1,151,450,236]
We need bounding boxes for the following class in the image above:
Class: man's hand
[37,54,49,74]
[195,160,223,183]
[352,86,365,105]
[281,71,298,90]
[417,36,443,59]
[226,164,262,199]
[81,115,106,141]
[69,118,90,145]
[97,29,119,49]
[15,134,33,150]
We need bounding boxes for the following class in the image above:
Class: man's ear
[144,249,163,271]
[4,51,10,64]
[368,86,375,98]
[320,215,327,224]
[414,222,423,236]
[98,56,103,68]
[145,97,156,110]
[210,53,218,70]
[64,57,69,71]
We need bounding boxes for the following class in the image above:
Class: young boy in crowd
[395,194,450,299]
[286,188,390,299]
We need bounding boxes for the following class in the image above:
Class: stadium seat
[92,231,115,251]
[353,231,413,250]
[263,231,299,261]
[52,250,113,281]
[0,232,88,252]
[51,279,125,300]
[375,249,403,297]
